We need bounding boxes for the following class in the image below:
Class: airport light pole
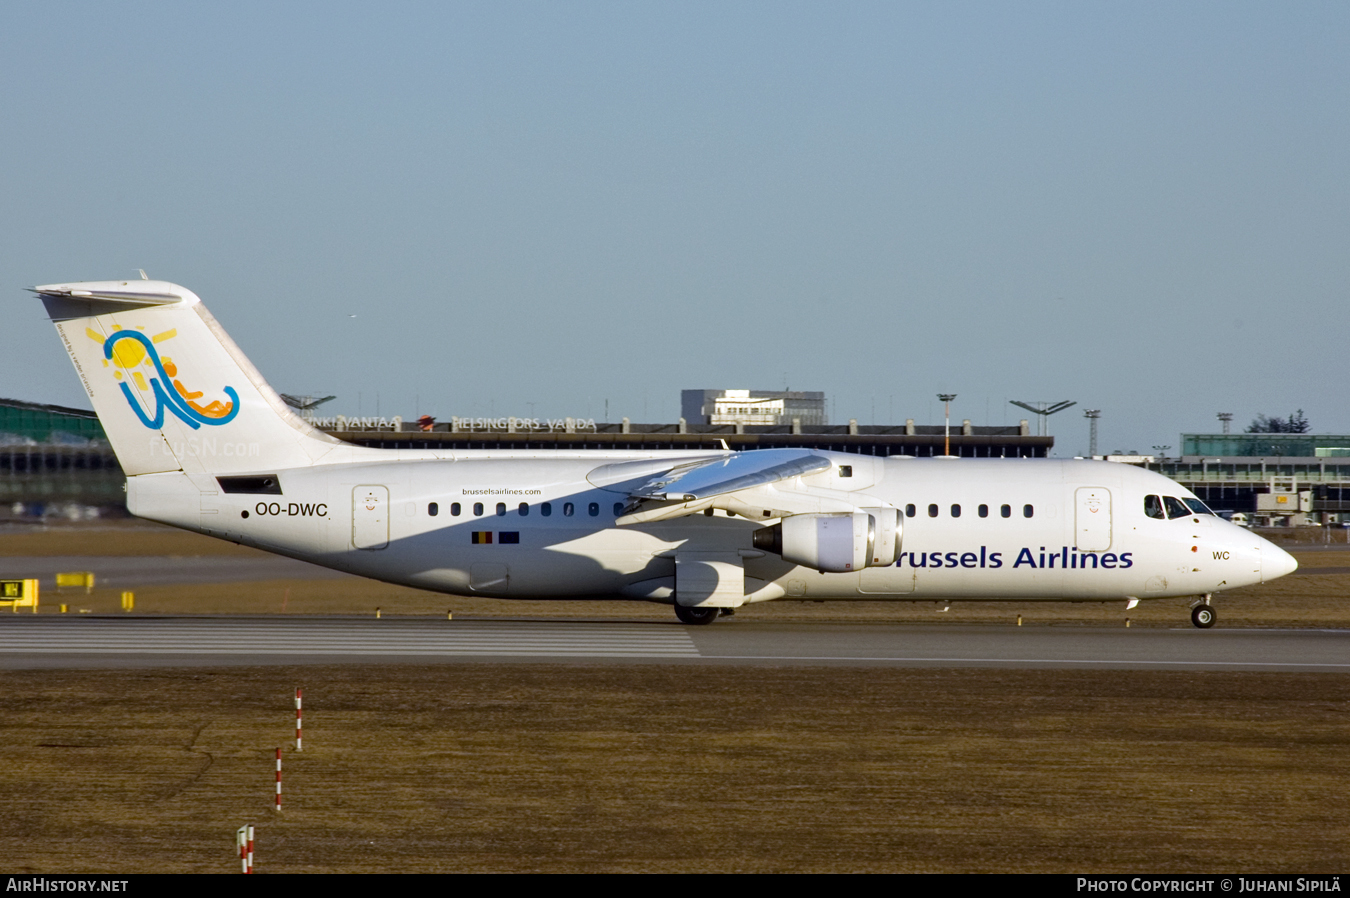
[1009,400,1077,438]
[1084,409,1101,457]
[1218,412,1233,435]
[279,394,337,421]
[937,394,957,456]
[1152,445,1171,459]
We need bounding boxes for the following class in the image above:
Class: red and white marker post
[236,825,254,873]
[295,688,303,752]
[274,748,282,812]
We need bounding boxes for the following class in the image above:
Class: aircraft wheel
[674,604,720,625]
[1191,605,1216,629]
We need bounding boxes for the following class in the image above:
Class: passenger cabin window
[905,504,916,518]
[978,504,988,518]
[1023,504,1034,518]
[496,503,507,516]
[541,502,552,517]
[518,502,529,516]
[428,502,438,517]
[838,466,852,478]
[1163,496,1192,519]
[613,502,624,516]
[951,504,961,518]
[451,502,461,516]
[473,502,484,516]
[588,502,600,517]
[1144,495,1165,519]
[1001,504,1011,518]
[563,502,575,517]
[928,504,939,518]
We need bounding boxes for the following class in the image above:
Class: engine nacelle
[861,506,903,567]
[752,509,903,573]
[750,511,882,573]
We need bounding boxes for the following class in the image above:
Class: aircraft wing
[611,449,867,525]
[629,449,832,502]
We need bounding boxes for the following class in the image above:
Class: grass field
[0,665,1346,873]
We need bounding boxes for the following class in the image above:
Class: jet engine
[752,508,902,573]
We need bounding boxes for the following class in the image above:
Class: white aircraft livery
[34,278,1297,627]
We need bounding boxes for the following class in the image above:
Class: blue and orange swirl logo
[91,326,239,430]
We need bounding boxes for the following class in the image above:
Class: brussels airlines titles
[897,547,1134,570]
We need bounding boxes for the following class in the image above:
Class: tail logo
[93,327,240,430]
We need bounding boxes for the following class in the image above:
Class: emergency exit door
[353,485,389,550]
[1075,487,1112,552]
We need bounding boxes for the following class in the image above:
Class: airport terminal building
[338,417,1049,458]
[681,389,828,428]
[1133,432,1350,526]
[0,398,124,517]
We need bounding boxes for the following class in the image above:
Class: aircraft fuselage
[128,453,1288,605]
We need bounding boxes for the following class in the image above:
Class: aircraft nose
[1260,540,1298,583]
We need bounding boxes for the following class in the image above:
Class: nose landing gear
[1190,595,1216,628]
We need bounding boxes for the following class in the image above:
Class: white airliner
[34,278,1297,627]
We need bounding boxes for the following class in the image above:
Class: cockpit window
[1144,495,1165,519]
[1163,496,1192,519]
[1183,498,1215,516]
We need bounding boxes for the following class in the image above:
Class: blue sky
[3,2,1347,454]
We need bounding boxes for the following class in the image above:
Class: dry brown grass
[0,665,1345,873]
[0,521,262,557]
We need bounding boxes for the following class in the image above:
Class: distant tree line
[1246,410,1310,434]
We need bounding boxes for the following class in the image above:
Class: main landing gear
[673,604,720,625]
[1190,595,1216,629]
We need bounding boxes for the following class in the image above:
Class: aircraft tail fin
[35,280,347,476]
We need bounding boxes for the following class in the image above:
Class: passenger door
[1075,487,1112,552]
[353,485,389,550]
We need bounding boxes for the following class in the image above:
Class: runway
[0,616,1347,670]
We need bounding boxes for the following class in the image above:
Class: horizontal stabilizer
[30,284,182,305]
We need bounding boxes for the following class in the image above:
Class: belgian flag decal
[471,531,493,544]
